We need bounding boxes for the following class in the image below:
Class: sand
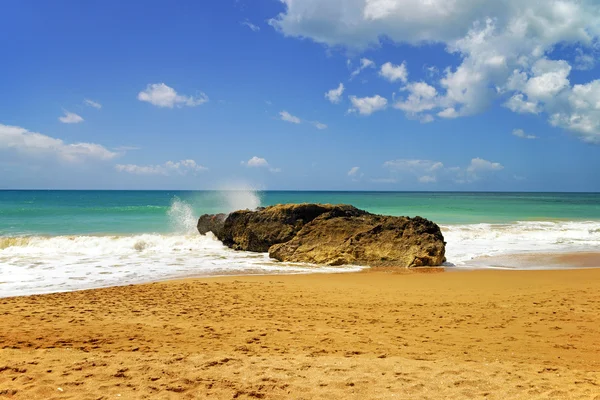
[1,267,600,399]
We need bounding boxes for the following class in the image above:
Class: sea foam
[0,233,363,297]
[443,220,600,267]
[2,193,600,296]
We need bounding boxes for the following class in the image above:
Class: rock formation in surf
[197,213,227,239]
[197,203,445,268]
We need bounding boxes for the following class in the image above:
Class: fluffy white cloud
[379,61,408,83]
[348,166,360,176]
[242,156,283,172]
[313,121,328,129]
[325,83,345,103]
[524,59,571,100]
[0,123,117,163]
[394,82,438,114]
[59,111,84,124]
[348,94,387,115]
[270,0,600,142]
[279,110,301,124]
[437,108,459,119]
[350,58,375,78]
[504,94,540,114]
[115,159,207,176]
[547,79,600,143]
[84,99,102,109]
[244,156,269,167]
[467,157,503,173]
[512,128,537,139]
[137,83,208,108]
[270,0,496,48]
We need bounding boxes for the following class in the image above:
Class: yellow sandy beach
[1,263,600,399]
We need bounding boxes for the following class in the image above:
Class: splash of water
[167,197,198,234]
[218,183,262,212]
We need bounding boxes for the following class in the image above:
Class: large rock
[215,203,367,252]
[197,213,227,238]
[269,214,445,267]
[197,203,445,267]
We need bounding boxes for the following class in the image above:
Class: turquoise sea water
[1,190,600,297]
[2,190,600,236]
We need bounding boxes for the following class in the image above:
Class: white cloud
[384,157,502,184]
[115,159,207,176]
[348,94,387,115]
[574,48,596,71]
[379,61,408,83]
[244,156,269,168]
[350,58,375,79]
[242,20,260,32]
[0,123,117,163]
[59,111,84,124]
[242,156,283,173]
[394,82,438,114]
[325,83,345,103]
[548,79,600,143]
[467,157,503,173]
[137,83,208,108]
[348,166,360,176]
[512,128,537,139]
[279,110,301,124]
[437,108,459,119]
[84,99,102,109]
[523,59,571,100]
[279,111,327,129]
[503,94,540,114]
[384,159,443,173]
[269,0,600,142]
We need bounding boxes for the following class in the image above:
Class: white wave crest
[443,220,600,267]
[0,233,362,297]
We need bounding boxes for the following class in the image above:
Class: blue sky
[1,0,600,191]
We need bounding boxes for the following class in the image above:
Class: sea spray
[0,233,363,297]
[167,197,199,234]
[218,184,262,212]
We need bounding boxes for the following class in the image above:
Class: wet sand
[1,268,600,399]
[467,251,600,270]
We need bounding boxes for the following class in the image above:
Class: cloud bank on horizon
[270,0,600,143]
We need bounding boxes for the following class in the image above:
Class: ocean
[1,190,600,297]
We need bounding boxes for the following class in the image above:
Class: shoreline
[1,268,599,399]
[2,250,600,299]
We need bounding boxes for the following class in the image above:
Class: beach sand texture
[1,268,600,399]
